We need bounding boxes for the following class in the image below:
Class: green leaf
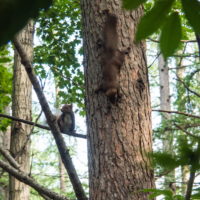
[181,0,200,34]
[136,0,175,41]
[123,0,146,10]
[160,12,182,59]
[142,189,173,199]
[174,195,184,200]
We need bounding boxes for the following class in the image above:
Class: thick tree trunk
[9,20,34,200]
[158,54,175,188]
[81,1,154,199]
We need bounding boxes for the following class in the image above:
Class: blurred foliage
[142,188,184,199]
[0,0,52,46]
[34,0,85,115]
[0,45,12,131]
[30,129,88,199]
[123,0,200,59]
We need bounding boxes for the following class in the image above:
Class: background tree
[9,20,34,200]
[0,0,199,199]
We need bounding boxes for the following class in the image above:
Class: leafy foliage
[142,188,184,199]
[0,0,52,46]
[181,0,200,34]
[0,46,12,131]
[135,0,175,41]
[34,0,85,114]
[123,0,200,59]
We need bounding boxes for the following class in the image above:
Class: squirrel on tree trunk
[95,11,129,102]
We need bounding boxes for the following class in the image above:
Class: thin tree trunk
[81,1,155,199]
[9,20,34,200]
[176,50,190,196]
[59,155,68,193]
[158,54,175,188]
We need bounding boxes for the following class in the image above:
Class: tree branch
[152,109,200,119]
[0,159,68,200]
[0,113,87,139]
[176,77,200,98]
[13,38,87,200]
[0,146,20,169]
[185,167,196,200]
[173,124,200,139]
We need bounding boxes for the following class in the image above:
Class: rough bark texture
[9,20,34,200]
[158,54,175,187]
[81,1,154,199]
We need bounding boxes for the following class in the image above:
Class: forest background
[0,0,200,199]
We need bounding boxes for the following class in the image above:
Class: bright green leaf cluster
[0,46,12,131]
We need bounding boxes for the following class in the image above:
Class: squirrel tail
[103,13,118,54]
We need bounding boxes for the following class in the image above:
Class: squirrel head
[61,104,73,113]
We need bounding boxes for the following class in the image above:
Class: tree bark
[59,155,68,193]
[9,20,34,200]
[81,1,155,199]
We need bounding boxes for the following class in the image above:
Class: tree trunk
[158,54,175,188]
[9,20,34,200]
[81,1,154,199]
[58,155,68,193]
[176,54,189,195]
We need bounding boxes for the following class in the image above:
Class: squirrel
[57,104,75,135]
[96,11,128,101]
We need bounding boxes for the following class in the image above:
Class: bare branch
[152,109,200,119]
[13,38,87,200]
[0,113,87,139]
[173,124,200,139]
[0,146,20,169]
[176,77,200,98]
[0,159,68,200]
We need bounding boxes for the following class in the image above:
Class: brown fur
[57,104,75,134]
[96,12,127,101]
